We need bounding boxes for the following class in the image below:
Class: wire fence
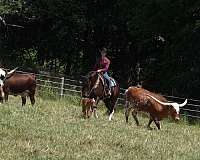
[4,69,200,120]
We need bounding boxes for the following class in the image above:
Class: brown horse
[81,71,120,120]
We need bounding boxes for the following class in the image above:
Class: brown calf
[81,98,96,118]
[125,86,187,129]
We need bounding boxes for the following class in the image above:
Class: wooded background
[0,0,200,98]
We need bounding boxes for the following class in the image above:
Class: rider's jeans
[103,72,111,89]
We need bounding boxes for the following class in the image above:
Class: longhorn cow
[0,68,36,106]
[125,86,187,129]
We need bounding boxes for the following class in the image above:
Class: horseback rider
[93,47,112,96]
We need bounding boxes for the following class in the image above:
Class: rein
[87,73,104,98]
[87,73,100,97]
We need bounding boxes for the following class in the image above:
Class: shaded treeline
[0,0,200,98]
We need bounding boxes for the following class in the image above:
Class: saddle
[104,78,109,89]
[98,73,116,97]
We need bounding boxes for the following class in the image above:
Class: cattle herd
[0,68,188,130]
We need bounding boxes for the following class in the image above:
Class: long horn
[146,94,172,106]
[147,94,187,108]
[7,67,18,74]
[179,99,187,107]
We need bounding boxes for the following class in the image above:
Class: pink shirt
[94,57,110,72]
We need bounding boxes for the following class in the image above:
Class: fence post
[60,77,65,98]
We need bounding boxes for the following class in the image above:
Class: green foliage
[17,48,38,68]
[0,0,24,14]
[1,0,200,97]
[37,80,59,100]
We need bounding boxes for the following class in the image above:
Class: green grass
[0,95,200,160]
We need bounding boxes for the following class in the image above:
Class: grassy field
[0,95,200,160]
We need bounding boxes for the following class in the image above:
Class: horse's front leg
[93,97,100,118]
[104,98,116,121]
[108,100,117,121]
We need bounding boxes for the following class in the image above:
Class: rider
[93,47,112,96]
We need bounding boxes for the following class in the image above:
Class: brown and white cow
[81,98,96,118]
[0,68,36,106]
[125,86,187,129]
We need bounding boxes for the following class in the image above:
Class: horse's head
[81,71,99,97]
